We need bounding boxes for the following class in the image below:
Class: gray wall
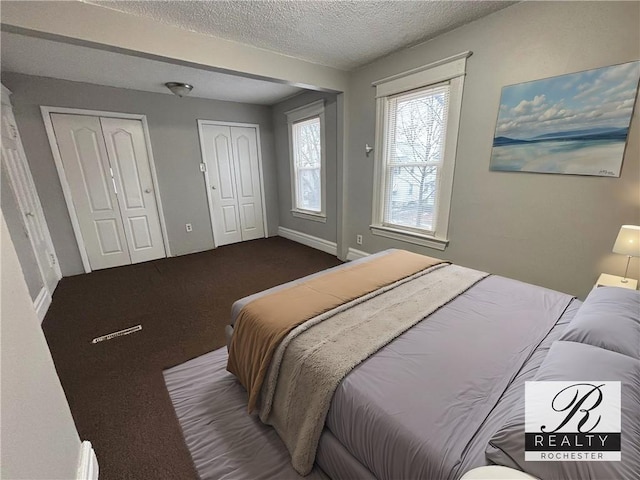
[272,91,338,243]
[1,212,82,479]
[345,1,640,299]
[1,169,43,299]
[1,73,279,276]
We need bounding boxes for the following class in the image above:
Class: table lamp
[612,225,640,283]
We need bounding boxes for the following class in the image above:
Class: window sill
[369,224,448,251]
[292,210,327,223]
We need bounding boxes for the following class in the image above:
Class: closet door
[100,118,165,264]
[201,124,243,247]
[230,127,265,241]
[51,113,131,270]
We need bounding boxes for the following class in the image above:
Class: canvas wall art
[490,61,640,176]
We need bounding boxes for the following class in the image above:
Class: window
[293,117,322,212]
[384,84,449,234]
[371,52,470,250]
[286,100,326,222]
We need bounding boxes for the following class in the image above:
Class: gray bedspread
[316,296,582,479]
[325,275,573,480]
[167,272,577,480]
[261,264,488,475]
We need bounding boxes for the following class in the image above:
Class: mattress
[321,280,580,479]
[167,271,579,479]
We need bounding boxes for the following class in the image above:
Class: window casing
[371,52,470,250]
[286,100,326,222]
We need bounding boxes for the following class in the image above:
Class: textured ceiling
[90,0,515,70]
[0,32,304,104]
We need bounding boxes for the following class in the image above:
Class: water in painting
[490,61,640,176]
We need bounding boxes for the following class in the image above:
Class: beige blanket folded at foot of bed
[227,250,443,411]
[260,264,489,475]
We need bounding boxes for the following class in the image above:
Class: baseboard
[346,247,371,261]
[34,287,52,324]
[277,227,337,256]
[77,441,99,480]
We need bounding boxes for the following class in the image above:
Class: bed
[165,250,640,480]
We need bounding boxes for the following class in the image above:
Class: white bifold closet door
[50,113,165,270]
[200,124,265,247]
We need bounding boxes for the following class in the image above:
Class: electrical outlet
[356,234,363,245]
[185,223,193,232]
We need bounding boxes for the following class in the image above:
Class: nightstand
[595,273,638,290]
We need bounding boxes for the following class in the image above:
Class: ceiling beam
[1,1,348,93]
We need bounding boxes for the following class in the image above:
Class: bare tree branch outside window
[384,85,449,232]
[293,117,321,212]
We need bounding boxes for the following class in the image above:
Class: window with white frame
[371,52,470,250]
[286,100,326,222]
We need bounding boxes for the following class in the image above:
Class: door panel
[51,113,131,270]
[242,204,257,230]
[222,206,240,234]
[201,125,242,246]
[230,127,265,241]
[100,118,165,263]
[215,134,236,200]
[236,135,254,197]
[95,219,126,254]
[74,128,114,211]
[110,130,143,209]
[128,216,153,250]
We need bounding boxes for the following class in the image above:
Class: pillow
[559,286,640,359]
[486,341,640,480]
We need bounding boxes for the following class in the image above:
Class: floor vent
[91,324,142,344]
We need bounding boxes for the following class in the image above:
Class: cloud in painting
[513,94,547,114]
[494,61,640,139]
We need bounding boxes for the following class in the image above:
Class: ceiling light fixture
[165,82,194,97]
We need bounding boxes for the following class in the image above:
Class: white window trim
[291,209,327,223]
[370,51,471,250]
[285,99,327,221]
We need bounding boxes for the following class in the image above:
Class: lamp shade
[612,225,640,257]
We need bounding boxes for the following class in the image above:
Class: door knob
[145,188,152,193]
[211,185,216,190]
[25,212,35,217]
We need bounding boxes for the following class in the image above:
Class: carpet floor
[42,237,342,480]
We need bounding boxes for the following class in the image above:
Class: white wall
[0,212,82,479]
[345,1,640,298]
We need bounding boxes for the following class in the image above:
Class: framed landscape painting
[490,61,640,176]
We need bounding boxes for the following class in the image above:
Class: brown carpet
[42,237,342,480]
